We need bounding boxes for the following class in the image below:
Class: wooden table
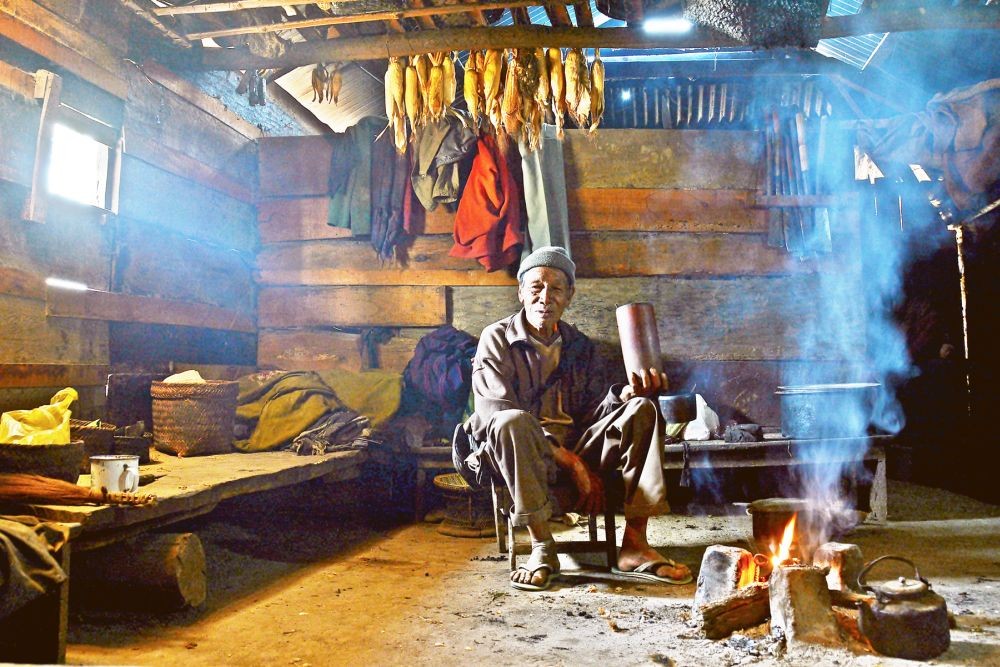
[0,448,368,664]
[663,433,889,522]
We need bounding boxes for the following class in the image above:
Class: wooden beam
[409,0,439,31]
[123,133,254,203]
[0,267,45,300]
[174,7,1000,69]
[0,61,35,100]
[463,0,489,26]
[258,286,446,327]
[573,1,593,27]
[46,287,256,333]
[828,73,910,115]
[183,1,570,40]
[546,4,573,27]
[155,0,391,15]
[131,60,264,140]
[0,0,127,98]
[0,363,110,388]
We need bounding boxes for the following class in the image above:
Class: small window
[46,122,111,209]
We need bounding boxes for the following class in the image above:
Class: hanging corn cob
[564,47,590,129]
[405,60,421,129]
[413,53,431,125]
[547,48,566,138]
[589,48,605,133]
[515,49,543,151]
[385,56,407,153]
[311,63,329,103]
[535,48,550,106]
[428,52,445,120]
[464,51,481,127]
[442,52,456,107]
[483,48,503,130]
[500,50,522,146]
[329,66,342,105]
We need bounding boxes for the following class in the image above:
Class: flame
[770,514,798,568]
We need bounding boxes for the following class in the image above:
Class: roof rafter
[181,1,572,40]
[165,7,1000,70]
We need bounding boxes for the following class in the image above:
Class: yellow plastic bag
[0,387,78,444]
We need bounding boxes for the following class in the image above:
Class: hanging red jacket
[450,135,523,271]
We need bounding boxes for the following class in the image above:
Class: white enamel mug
[90,454,140,493]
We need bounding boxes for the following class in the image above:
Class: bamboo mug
[90,454,140,494]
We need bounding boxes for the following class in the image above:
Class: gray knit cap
[516,246,576,285]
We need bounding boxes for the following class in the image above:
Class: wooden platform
[0,447,368,664]
[663,433,889,522]
[16,448,369,550]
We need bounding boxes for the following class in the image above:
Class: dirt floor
[66,478,1000,667]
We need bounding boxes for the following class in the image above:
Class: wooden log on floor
[698,582,771,640]
[73,532,206,610]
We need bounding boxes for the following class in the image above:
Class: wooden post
[23,69,62,224]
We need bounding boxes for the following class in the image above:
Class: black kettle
[857,556,950,660]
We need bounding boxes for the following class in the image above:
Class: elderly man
[453,246,692,591]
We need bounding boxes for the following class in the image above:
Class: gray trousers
[479,397,670,527]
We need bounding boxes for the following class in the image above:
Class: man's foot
[510,539,560,592]
[614,545,692,585]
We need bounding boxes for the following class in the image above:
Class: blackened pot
[658,392,697,424]
[775,382,879,439]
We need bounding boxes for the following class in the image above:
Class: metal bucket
[775,382,879,439]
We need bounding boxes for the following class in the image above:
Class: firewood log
[73,533,206,611]
[698,582,770,639]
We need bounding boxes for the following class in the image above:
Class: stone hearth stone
[769,564,840,646]
[812,542,864,592]
[694,545,754,610]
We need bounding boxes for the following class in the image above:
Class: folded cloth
[724,422,764,443]
[317,369,403,430]
[288,409,370,455]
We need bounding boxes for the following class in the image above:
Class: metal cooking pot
[857,556,950,660]
[775,382,879,439]
[658,392,697,423]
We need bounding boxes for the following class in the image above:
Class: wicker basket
[70,418,117,472]
[150,381,238,457]
[0,441,84,484]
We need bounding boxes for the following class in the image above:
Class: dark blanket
[0,517,69,619]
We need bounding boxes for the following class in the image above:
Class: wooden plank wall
[256,129,864,425]
[0,2,258,418]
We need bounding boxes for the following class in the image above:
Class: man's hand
[619,366,667,402]
[551,447,604,515]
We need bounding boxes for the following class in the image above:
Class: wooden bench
[663,433,889,522]
[0,448,369,663]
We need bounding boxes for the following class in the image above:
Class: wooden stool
[433,473,495,538]
[491,482,617,572]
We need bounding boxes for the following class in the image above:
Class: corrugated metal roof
[814,0,888,70]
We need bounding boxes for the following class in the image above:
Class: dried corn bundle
[483,49,503,130]
[515,49,543,151]
[588,48,605,133]
[329,67,342,105]
[535,48,550,105]
[428,52,445,119]
[500,51,522,146]
[464,52,481,127]
[311,63,329,103]
[405,62,421,129]
[565,48,590,129]
[547,48,566,138]
[385,56,407,153]
[442,52,456,107]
